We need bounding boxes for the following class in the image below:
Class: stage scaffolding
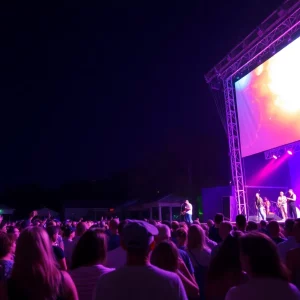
[205,0,300,217]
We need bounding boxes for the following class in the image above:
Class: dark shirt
[0,260,13,281]
[107,233,120,251]
[53,246,65,261]
[256,197,264,208]
[209,225,222,243]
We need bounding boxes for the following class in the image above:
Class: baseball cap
[122,220,158,250]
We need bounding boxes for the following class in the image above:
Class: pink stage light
[273,155,278,159]
[287,150,293,155]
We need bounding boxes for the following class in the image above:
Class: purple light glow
[273,155,278,159]
[287,150,293,155]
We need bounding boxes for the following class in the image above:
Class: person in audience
[211,221,232,258]
[93,220,188,300]
[235,214,247,232]
[46,225,67,270]
[258,220,268,235]
[63,225,76,268]
[151,240,199,299]
[207,219,214,229]
[246,221,258,232]
[207,231,247,300]
[105,220,128,269]
[6,227,20,241]
[267,221,286,245]
[107,218,120,251]
[0,222,7,233]
[176,228,187,250]
[171,221,180,243]
[278,219,298,262]
[179,222,189,231]
[74,222,88,245]
[225,232,300,300]
[0,232,15,281]
[70,229,114,299]
[286,220,300,289]
[187,224,211,299]
[209,213,224,243]
[156,224,194,276]
[201,223,209,236]
[1,226,78,299]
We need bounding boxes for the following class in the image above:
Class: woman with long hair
[70,229,114,300]
[187,224,211,300]
[151,240,199,299]
[206,231,247,300]
[226,232,300,300]
[1,226,78,300]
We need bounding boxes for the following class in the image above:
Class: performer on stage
[277,191,287,221]
[182,199,193,224]
[287,189,297,219]
[255,193,266,221]
[263,197,271,215]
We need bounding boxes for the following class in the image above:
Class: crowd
[0,212,300,299]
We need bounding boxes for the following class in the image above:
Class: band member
[277,191,287,221]
[264,197,271,215]
[183,199,193,224]
[287,189,297,219]
[255,193,266,221]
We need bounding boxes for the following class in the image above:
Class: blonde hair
[187,224,208,251]
[11,226,62,299]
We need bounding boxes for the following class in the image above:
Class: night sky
[0,1,283,206]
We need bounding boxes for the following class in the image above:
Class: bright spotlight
[287,150,293,155]
[273,155,278,159]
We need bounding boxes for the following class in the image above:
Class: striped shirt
[69,264,114,300]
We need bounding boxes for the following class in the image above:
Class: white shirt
[186,203,193,215]
[278,236,300,263]
[93,265,188,300]
[225,278,300,300]
[105,246,127,269]
[277,196,287,205]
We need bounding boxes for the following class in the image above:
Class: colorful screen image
[235,36,300,157]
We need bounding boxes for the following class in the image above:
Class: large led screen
[235,36,300,157]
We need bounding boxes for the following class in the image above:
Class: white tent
[36,208,59,217]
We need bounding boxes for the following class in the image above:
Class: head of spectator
[239,232,287,280]
[162,220,171,229]
[121,220,158,265]
[267,221,281,239]
[187,224,207,251]
[0,231,15,261]
[63,225,75,241]
[246,221,258,232]
[236,214,247,232]
[214,213,224,228]
[151,240,179,272]
[76,221,88,237]
[193,220,201,225]
[47,220,57,227]
[118,220,129,237]
[46,225,59,245]
[109,219,119,235]
[148,219,157,226]
[155,224,171,244]
[219,221,233,241]
[208,231,244,280]
[171,221,179,232]
[176,228,187,249]
[10,227,70,299]
[260,220,267,230]
[71,229,107,270]
[6,226,20,240]
[179,222,188,231]
[207,219,214,228]
[284,219,295,237]
[0,221,7,233]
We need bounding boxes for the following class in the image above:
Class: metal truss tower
[205,0,300,217]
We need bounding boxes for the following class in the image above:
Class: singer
[182,199,193,224]
[287,189,297,219]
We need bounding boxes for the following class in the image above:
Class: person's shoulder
[225,284,245,300]
[148,265,181,282]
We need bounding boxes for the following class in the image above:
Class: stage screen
[235,36,300,157]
